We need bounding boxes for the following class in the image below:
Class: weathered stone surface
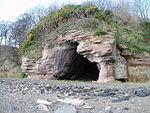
[115,49,128,80]
[21,47,58,80]
[118,44,150,66]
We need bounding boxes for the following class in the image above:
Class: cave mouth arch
[69,52,100,81]
[55,42,99,81]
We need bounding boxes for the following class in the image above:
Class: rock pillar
[97,62,115,83]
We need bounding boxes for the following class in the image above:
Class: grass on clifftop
[20,4,150,58]
[20,4,114,57]
[115,22,150,53]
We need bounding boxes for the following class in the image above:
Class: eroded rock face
[21,30,131,82]
[22,47,58,80]
[118,45,150,82]
[115,49,128,80]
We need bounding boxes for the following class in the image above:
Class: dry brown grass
[128,66,150,83]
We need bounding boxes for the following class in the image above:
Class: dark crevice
[116,78,127,82]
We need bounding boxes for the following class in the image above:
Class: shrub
[58,5,79,19]
[123,27,132,33]
[20,39,33,55]
[28,33,33,40]
[140,21,150,29]
[11,64,21,69]
[19,73,28,78]
[140,21,150,44]
[94,29,107,36]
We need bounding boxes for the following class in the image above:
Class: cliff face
[21,30,150,82]
[21,30,129,82]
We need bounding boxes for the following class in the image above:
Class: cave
[55,42,99,81]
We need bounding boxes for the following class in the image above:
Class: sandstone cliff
[21,30,150,82]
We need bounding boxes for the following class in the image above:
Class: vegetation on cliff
[20,4,150,58]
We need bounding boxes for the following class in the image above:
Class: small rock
[23,87,28,91]
[114,108,123,113]
[22,92,26,95]
[124,107,129,110]
[57,98,84,106]
[83,105,94,109]
[11,106,18,112]
[105,106,113,113]
[40,89,45,94]
[105,106,111,111]
[45,84,50,87]
[38,104,49,112]
[55,105,77,113]
[37,99,52,105]
[112,107,129,113]
[112,96,130,103]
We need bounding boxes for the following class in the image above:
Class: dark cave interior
[55,42,99,81]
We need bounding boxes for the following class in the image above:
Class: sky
[0,0,87,22]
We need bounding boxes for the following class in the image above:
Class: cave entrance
[70,51,99,81]
[55,42,99,81]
